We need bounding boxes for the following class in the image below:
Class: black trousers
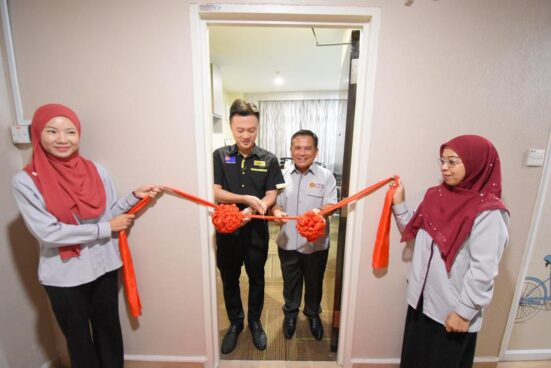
[400,305,477,368]
[216,235,268,323]
[278,247,329,318]
[44,269,123,368]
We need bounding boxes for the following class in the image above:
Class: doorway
[189,5,382,367]
[209,25,358,362]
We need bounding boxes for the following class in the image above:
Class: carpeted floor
[217,217,339,361]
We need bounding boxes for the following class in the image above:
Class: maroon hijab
[401,135,508,272]
[24,104,106,260]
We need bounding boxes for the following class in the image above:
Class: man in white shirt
[272,130,337,340]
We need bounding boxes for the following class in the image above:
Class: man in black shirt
[213,99,284,354]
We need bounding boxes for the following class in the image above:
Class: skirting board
[125,355,207,368]
[39,355,206,368]
[350,356,498,368]
[503,349,551,361]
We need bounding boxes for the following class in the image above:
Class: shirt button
[242,184,245,188]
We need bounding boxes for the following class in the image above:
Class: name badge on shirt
[225,155,236,164]
[309,182,325,190]
[253,160,266,167]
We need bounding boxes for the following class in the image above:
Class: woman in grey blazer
[392,135,509,368]
[12,103,161,368]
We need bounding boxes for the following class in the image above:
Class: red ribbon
[118,196,151,317]
[372,178,399,269]
[119,176,399,317]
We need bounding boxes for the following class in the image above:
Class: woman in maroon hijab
[12,104,162,368]
[392,135,509,368]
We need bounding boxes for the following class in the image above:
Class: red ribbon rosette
[296,211,326,242]
[212,204,244,233]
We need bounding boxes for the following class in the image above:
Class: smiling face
[440,147,466,187]
[40,116,80,158]
[291,134,318,173]
[230,114,258,155]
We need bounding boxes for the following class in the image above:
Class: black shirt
[213,144,284,244]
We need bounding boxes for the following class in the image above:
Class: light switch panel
[525,148,545,167]
[11,125,31,144]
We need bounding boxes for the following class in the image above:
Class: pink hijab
[24,104,106,260]
[401,135,508,272]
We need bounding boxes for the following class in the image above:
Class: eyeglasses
[438,157,463,168]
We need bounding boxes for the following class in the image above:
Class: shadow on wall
[7,216,59,364]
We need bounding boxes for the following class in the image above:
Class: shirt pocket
[249,167,268,184]
[250,168,268,173]
[306,188,325,198]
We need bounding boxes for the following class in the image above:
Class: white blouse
[393,202,509,332]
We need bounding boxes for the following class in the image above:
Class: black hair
[291,129,318,149]
[229,99,260,122]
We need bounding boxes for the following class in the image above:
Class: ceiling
[208,26,357,94]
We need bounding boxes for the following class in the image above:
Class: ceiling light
[274,71,284,85]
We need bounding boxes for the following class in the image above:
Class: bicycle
[515,255,551,322]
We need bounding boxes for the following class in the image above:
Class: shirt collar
[228,144,239,155]
[291,163,317,175]
[229,144,261,158]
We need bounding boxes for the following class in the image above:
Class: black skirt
[400,305,477,368]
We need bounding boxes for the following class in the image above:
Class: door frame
[189,4,381,367]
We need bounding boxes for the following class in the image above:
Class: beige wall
[8,0,207,360]
[2,0,551,366]
[353,0,551,359]
[0,18,58,368]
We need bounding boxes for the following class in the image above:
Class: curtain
[258,99,346,173]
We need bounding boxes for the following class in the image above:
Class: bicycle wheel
[515,278,544,322]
